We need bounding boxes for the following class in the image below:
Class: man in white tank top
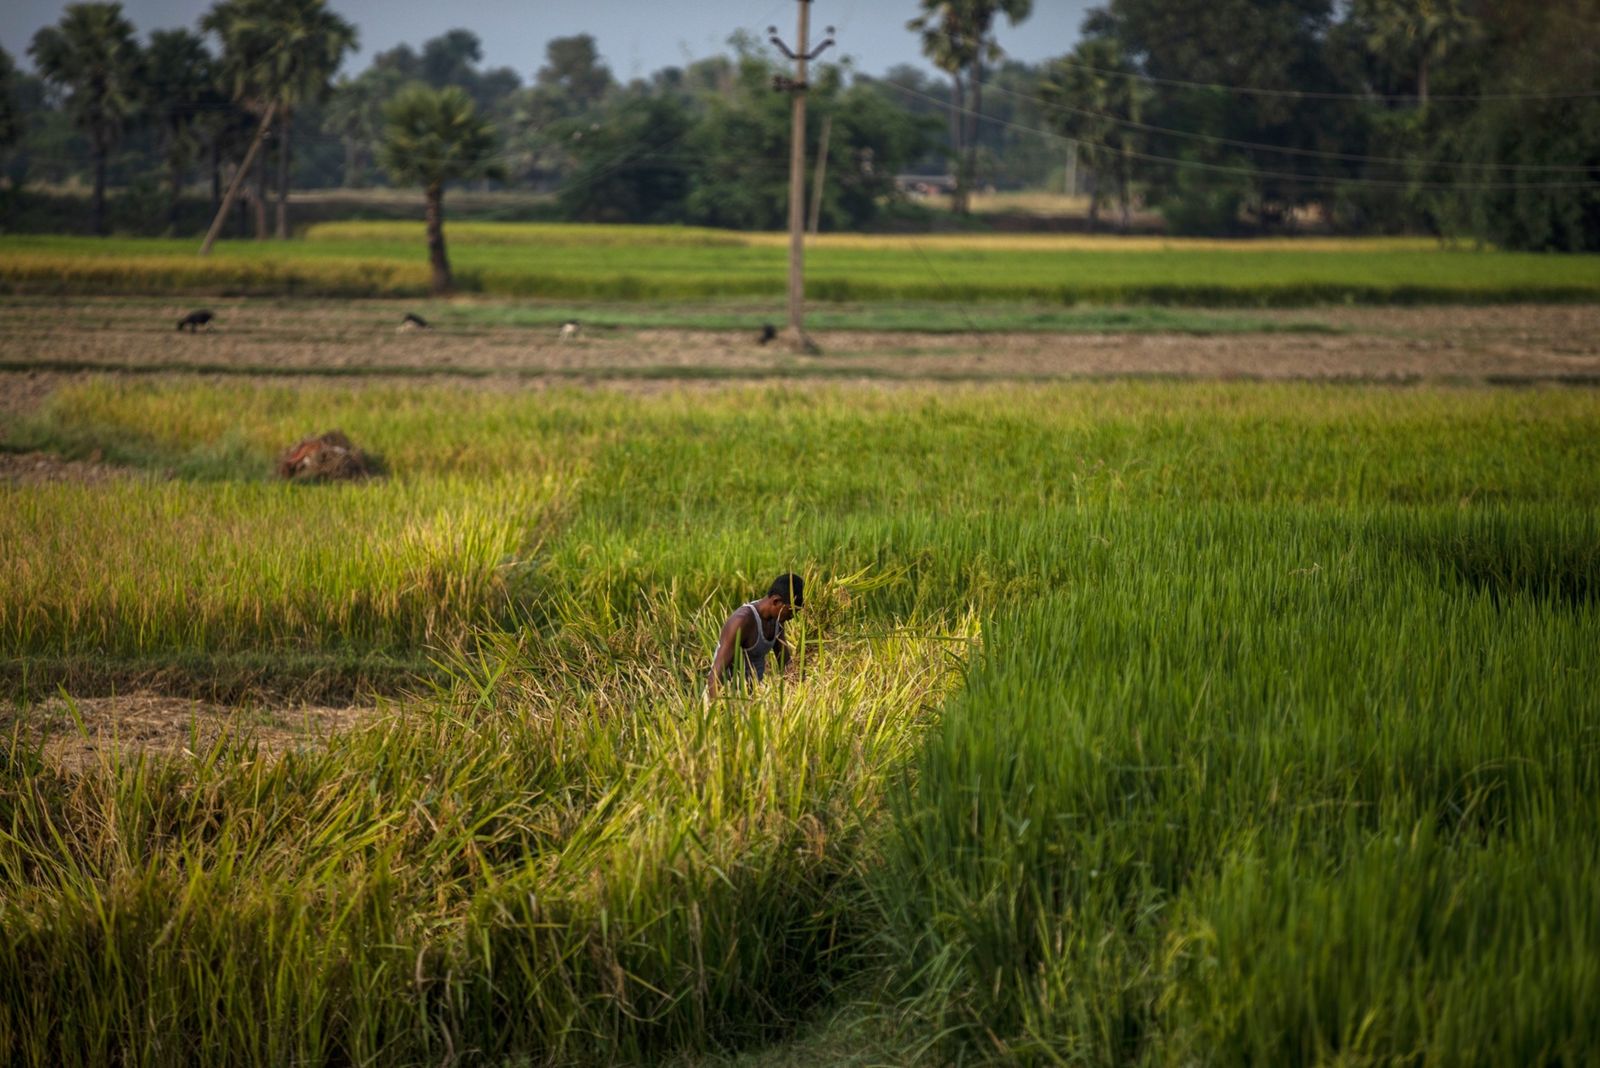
[706,573,805,697]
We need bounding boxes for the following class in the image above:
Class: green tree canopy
[29,2,143,235]
[907,0,1033,212]
[555,91,692,224]
[1080,0,1360,231]
[1355,0,1479,107]
[506,35,616,187]
[202,0,356,236]
[421,29,481,87]
[143,28,214,229]
[1444,1,1600,251]
[1039,37,1147,230]
[537,34,613,108]
[682,56,939,232]
[203,0,355,115]
[0,47,20,154]
[682,54,792,230]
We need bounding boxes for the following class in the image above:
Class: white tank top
[734,601,783,680]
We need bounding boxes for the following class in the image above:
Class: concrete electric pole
[769,3,834,354]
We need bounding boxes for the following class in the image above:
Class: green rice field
[3,377,1598,1064]
[3,225,1598,304]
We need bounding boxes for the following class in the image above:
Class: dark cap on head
[767,573,805,607]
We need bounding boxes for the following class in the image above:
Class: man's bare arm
[706,612,749,697]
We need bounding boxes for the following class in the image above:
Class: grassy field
[3,376,1598,1065]
[3,225,1597,305]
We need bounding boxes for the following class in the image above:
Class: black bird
[176,309,214,332]
[758,323,777,345]
[399,312,431,330]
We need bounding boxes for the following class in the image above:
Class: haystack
[276,430,376,482]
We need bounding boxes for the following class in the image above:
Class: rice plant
[2,377,1598,1064]
[5,231,1598,304]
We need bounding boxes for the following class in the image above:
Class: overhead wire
[926,22,1600,106]
[978,80,1600,175]
[886,80,1600,191]
[1033,54,1600,103]
[40,25,1600,199]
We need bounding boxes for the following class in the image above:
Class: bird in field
[176,309,214,332]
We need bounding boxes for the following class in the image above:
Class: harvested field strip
[0,292,1344,336]
[14,692,382,772]
[5,297,1599,388]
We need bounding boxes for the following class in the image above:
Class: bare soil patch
[2,298,1597,384]
[0,448,139,486]
[6,692,381,772]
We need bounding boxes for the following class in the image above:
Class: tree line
[1,0,1596,250]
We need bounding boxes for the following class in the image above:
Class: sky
[3,1,1093,82]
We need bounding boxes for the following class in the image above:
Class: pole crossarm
[767,27,835,66]
[767,1,836,355]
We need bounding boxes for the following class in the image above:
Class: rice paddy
[4,226,1598,304]
[3,371,1599,1065]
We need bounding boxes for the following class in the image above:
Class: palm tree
[29,3,143,236]
[321,75,371,188]
[143,29,213,232]
[200,0,355,247]
[379,84,501,295]
[908,0,1032,214]
[322,63,407,189]
[1040,38,1144,232]
[0,47,22,158]
[908,6,970,212]
[1359,0,1479,109]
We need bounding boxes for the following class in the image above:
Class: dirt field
[5,693,382,772]
[2,298,1598,390]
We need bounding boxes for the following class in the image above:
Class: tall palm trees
[143,29,213,232]
[1358,0,1479,108]
[378,84,500,295]
[200,0,355,248]
[908,0,1032,214]
[321,72,386,189]
[0,48,21,159]
[1039,38,1144,232]
[29,3,143,236]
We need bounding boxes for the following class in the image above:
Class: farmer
[706,573,805,697]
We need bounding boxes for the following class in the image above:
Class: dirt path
[2,299,1597,389]
[5,693,382,773]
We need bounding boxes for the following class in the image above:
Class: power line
[981,80,1600,175]
[911,20,1600,103]
[1026,54,1600,104]
[886,80,1600,191]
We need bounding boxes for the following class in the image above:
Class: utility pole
[769,4,833,354]
[808,114,832,235]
